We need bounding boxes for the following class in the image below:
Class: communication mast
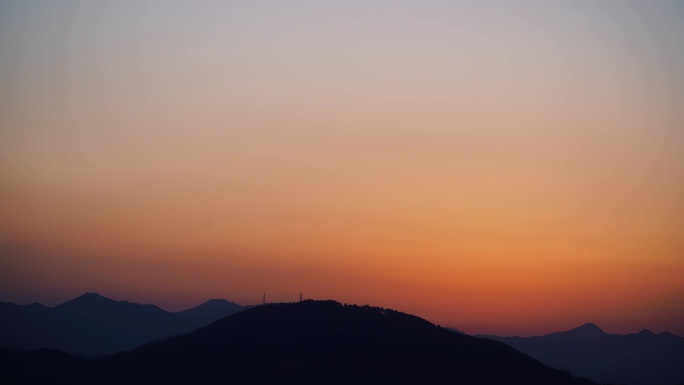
[299,293,302,302]
[263,293,266,305]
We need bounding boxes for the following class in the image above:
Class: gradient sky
[1,0,683,336]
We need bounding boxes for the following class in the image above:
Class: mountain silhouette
[178,298,245,318]
[1,300,599,385]
[480,323,684,385]
[565,323,605,337]
[0,293,246,355]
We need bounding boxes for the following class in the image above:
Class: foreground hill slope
[2,300,599,385]
[482,323,684,385]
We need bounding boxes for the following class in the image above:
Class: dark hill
[2,300,599,385]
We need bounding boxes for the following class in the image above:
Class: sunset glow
[1,0,682,336]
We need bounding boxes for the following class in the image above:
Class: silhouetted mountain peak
[53,293,169,317]
[74,292,109,301]
[80,292,104,298]
[55,292,116,310]
[203,299,431,334]
[177,298,244,317]
[636,328,654,336]
[567,323,604,335]
[198,298,239,308]
[206,298,229,304]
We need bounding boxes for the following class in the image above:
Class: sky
[1,0,683,336]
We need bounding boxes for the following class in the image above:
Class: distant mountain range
[0,293,246,355]
[0,300,598,385]
[3,294,681,384]
[479,323,684,385]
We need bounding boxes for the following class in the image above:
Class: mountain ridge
[0,293,247,355]
[1,300,599,385]
[479,323,684,385]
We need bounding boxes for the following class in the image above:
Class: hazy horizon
[1,1,683,337]
[3,290,677,338]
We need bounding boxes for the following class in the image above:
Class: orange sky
[1,1,683,336]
